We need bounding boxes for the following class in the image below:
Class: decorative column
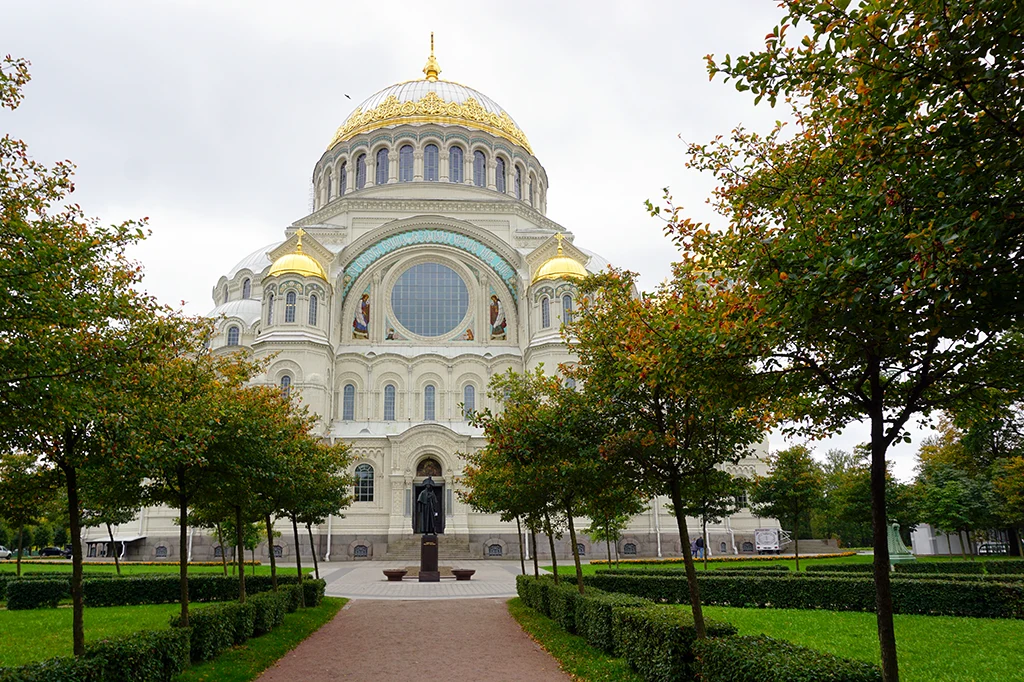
[414,150,424,182]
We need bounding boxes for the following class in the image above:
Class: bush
[717,565,790,572]
[250,590,288,636]
[895,561,984,574]
[585,573,1024,619]
[84,574,301,608]
[573,589,649,654]
[86,628,191,682]
[229,601,256,645]
[172,604,236,663]
[0,656,102,681]
[612,605,737,681]
[986,560,1024,575]
[808,571,1024,583]
[547,582,584,633]
[5,579,67,610]
[693,635,882,682]
[284,584,302,613]
[805,564,873,573]
[302,579,326,607]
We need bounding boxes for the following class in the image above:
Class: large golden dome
[533,234,588,284]
[267,230,327,280]
[326,39,532,154]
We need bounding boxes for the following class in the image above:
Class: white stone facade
[84,65,776,563]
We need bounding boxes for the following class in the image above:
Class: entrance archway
[413,457,445,534]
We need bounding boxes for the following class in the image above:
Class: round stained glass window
[391,262,469,337]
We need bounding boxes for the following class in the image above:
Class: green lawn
[0,562,291,576]
[0,602,211,667]
[175,597,345,682]
[694,605,1024,682]
[508,598,642,682]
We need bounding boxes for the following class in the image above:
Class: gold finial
[295,228,306,253]
[423,32,441,82]
[554,232,564,256]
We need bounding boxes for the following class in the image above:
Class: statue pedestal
[419,534,440,582]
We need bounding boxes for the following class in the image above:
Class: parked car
[978,541,1009,555]
[39,546,72,558]
[0,546,11,559]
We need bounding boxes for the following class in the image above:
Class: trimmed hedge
[0,573,117,601]
[717,565,790,572]
[547,581,585,633]
[302,579,326,607]
[693,635,882,682]
[573,589,649,654]
[805,564,873,573]
[173,603,239,662]
[5,580,66,610]
[613,605,737,681]
[585,573,1024,619]
[808,571,1024,583]
[250,590,289,635]
[0,628,190,682]
[988,561,1024,575]
[84,574,300,607]
[896,561,984,574]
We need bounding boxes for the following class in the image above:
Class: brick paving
[257,598,569,681]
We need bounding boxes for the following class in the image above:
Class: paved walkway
[257,598,569,681]
[318,559,524,600]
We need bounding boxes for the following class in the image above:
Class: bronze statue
[416,477,442,534]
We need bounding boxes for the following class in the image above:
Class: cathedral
[83,41,773,563]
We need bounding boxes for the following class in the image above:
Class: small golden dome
[267,229,328,280]
[532,234,588,284]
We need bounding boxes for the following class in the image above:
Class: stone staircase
[381,534,477,561]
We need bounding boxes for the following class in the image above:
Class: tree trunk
[216,522,228,576]
[291,513,305,607]
[62,456,85,656]
[565,506,584,595]
[16,525,23,577]
[106,522,121,576]
[306,522,320,579]
[176,465,190,628]
[702,517,709,571]
[266,514,278,590]
[516,516,525,575]
[1015,526,1024,558]
[793,518,800,573]
[234,505,246,603]
[614,536,620,567]
[531,528,539,578]
[668,477,706,639]
[958,530,969,559]
[869,390,899,682]
[544,513,558,584]
[606,516,613,566]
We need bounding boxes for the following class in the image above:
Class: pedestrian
[695,535,705,559]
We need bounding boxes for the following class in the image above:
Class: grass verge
[0,602,210,667]
[694,605,1024,682]
[507,597,643,682]
[173,597,346,682]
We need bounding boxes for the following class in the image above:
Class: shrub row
[806,560,1024,575]
[806,571,1024,583]
[4,574,305,609]
[598,565,790,577]
[693,635,882,682]
[588,552,856,566]
[171,582,323,663]
[0,628,190,682]
[0,573,117,601]
[584,573,1024,619]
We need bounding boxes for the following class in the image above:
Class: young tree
[664,3,1024,677]
[749,446,824,571]
[993,456,1024,555]
[915,458,997,558]
[574,269,769,636]
[0,453,53,575]
[294,440,354,581]
[674,468,746,569]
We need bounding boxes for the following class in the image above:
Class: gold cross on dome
[295,228,306,251]
[554,232,564,255]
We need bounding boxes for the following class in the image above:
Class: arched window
[155,546,168,558]
[285,292,297,323]
[242,278,251,299]
[463,385,475,419]
[529,180,534,206]
[214,546,224,558]
[623,542,637,556]
[473,150,486,187]
[266,294,275,325]
[514,166,522,199]
[399,144,413,182]
[375,148,389,185]
[720,542,728,553]
[383,384,396,421]
[424,384,436,421]
[541,296,550,328]
[495,158,506,193]
[280,374,291,398]
[562,295,573,324]
[576,543,586,556]
[308,294,318,326]
[227,325,240,346]
[742,541,754,552]
[273,545,283,558]
[565,377,577,390]
[353,545,368,558]
[356,154,366,189]
[354,463,374,502]
[487,544,503,557]
[449,146,463,183]
[343,383,355,421]
[326,170,332,200]
[424,144,439,181]
[339,162,347,196]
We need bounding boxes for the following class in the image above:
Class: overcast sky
[3,0,934,479]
